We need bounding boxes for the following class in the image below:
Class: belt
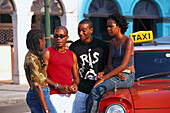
[122,69,132,74]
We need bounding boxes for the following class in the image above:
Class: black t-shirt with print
[69,38,109,94]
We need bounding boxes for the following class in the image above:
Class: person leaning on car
[86,13,136,113]
[69,19,109,113]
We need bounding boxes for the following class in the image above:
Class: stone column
[12,12,19,84]
[12,11,33,84]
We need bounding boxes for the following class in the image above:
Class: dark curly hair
[108,13,129,34]
[26,29,46,67]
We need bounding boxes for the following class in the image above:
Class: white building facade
[0,0,79,84]
[0,0,170,84]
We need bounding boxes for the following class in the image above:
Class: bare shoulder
[125,35,133,45]
[110,38,115,46]
[42,48,50,59]
[72,51,77,61]
[43,48,49,54]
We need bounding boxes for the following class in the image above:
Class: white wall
[11,0,79,84]
[12,0,33,84]
[0,46,12,80]
[61,0,79,42]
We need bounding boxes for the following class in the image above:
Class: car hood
[130,79,170,109]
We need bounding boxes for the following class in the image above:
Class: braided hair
[26,29,46,67]
[108,13,129,34]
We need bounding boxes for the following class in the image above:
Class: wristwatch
[99,77,103,80]
[54,83,59,89]
[45,109,49,113]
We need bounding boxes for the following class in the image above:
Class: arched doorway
[31,0,63,35]
[88,0,119,41]
[133,0,160,38]
[0,0,15,81]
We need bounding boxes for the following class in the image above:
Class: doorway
[133,19,157,38]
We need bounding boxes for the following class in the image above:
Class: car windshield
[142,36,170,46]
[134,35,170,79]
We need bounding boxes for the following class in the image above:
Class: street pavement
[0,81,29,106]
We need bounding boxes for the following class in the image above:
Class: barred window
[0,0,14,45]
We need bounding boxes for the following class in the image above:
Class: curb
[0,97,26,105]
[0,83,29,106]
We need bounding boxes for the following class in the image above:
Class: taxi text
[129,31,153,43]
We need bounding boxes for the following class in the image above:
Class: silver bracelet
[45,109,49,113]
[54,83,59,89]
[99,77,103,80]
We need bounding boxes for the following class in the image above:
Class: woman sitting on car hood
[86,13,135,113]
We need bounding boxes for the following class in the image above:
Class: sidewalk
[0,81,29,106]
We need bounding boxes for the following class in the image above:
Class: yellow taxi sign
[129,31,153,43]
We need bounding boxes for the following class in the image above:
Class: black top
[69,38,109,94]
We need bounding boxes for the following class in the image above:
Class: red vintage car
[99,36,170,113]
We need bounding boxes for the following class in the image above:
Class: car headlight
[105,103,126,113]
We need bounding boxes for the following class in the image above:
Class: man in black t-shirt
[69,19,109,113]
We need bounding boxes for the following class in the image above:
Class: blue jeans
[86,71,135,113]
[26,87,57,113]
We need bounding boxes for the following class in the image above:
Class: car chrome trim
[137,72,170,81]
[105,103,126,113]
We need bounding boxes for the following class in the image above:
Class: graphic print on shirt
[79,49,99,80]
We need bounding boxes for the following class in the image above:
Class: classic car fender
[99,89,134,113]
[130,79,170,109]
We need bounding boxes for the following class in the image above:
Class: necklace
[58,50,66,53]
[54,46,66,53]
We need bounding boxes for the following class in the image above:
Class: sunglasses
[54,34,67,39]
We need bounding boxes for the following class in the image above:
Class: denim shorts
[26,87,57,113]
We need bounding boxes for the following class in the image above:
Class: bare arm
[25,70,31,87]
[42,49,56,86]
[94,37,134,87]
[103,37,134,80]
[69,52,80,93]
[34,85,49,112]
[42,49,50,72]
